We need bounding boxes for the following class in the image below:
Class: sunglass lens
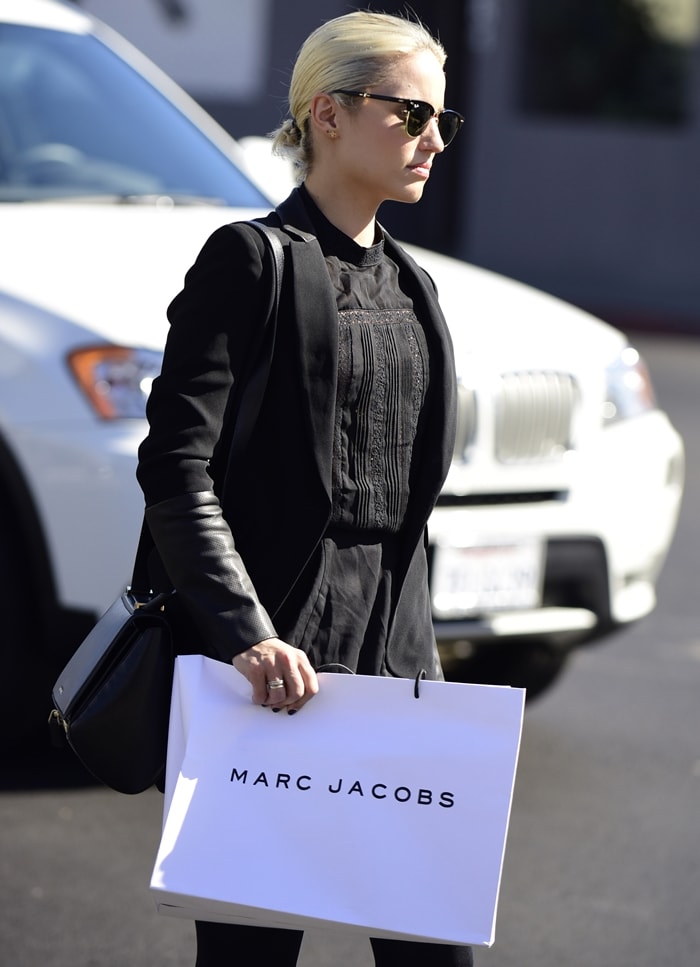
[406,104,433,138]
[407,105,464,144]
[438,111,463,146]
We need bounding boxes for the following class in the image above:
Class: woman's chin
[390,183,427,206]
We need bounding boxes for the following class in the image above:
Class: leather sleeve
[144,491,276,661]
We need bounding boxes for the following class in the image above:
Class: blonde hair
[270,11,446,183]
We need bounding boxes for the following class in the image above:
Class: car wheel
[0,513,53,748]
[442,640,570,701]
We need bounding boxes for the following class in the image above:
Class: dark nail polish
[271,707,281,713]
[287,709,297,716]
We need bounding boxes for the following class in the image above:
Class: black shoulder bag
[48,222,285,794]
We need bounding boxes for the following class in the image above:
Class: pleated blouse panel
[316,235,431,534]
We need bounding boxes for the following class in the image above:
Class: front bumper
[431,537,607,647]
[428,409,684,647]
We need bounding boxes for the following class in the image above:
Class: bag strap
[130,220,285,592]
[227,220,284,465]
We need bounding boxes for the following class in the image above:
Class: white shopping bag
[150,654,525,947]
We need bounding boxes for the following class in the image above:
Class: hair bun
[281,117,302,147]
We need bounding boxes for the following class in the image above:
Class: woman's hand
[232,638,319,712]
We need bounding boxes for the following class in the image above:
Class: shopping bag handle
[316,663,427,698]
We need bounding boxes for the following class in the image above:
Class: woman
[137,10,470,967]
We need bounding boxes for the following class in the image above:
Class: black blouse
[299,187,430,534]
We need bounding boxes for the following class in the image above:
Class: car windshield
[0,23,270,206]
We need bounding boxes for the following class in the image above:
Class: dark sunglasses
[330,89,464,146]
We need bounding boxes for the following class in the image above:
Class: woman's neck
[302,179,378,248]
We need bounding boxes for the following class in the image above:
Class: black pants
[195,922,474,966]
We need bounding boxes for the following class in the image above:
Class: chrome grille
[453,382,478,459]
[494,371,578,463]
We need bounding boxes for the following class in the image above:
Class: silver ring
[266,678,285,690]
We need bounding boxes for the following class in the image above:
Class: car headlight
[67,346,163,419]
[602,346,656,425]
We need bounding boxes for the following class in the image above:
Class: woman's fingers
[232,638,319,712]
[281,657,320,712]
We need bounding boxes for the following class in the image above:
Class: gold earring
[327,130,338,139]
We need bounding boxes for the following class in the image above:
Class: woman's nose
[420,117,445,153]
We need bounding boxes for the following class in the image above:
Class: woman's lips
[409,161,432,178]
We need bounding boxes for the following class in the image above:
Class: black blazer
[137,189,457,674]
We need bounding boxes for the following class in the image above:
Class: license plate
[431,541,543,618]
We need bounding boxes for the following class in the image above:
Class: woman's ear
[309,93,339,138]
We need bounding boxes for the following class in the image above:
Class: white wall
[77,0,271,100]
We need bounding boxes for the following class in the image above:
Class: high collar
[296,184,384,267]
[276,187,384,266]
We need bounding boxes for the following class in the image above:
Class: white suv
[0,0,683,740]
